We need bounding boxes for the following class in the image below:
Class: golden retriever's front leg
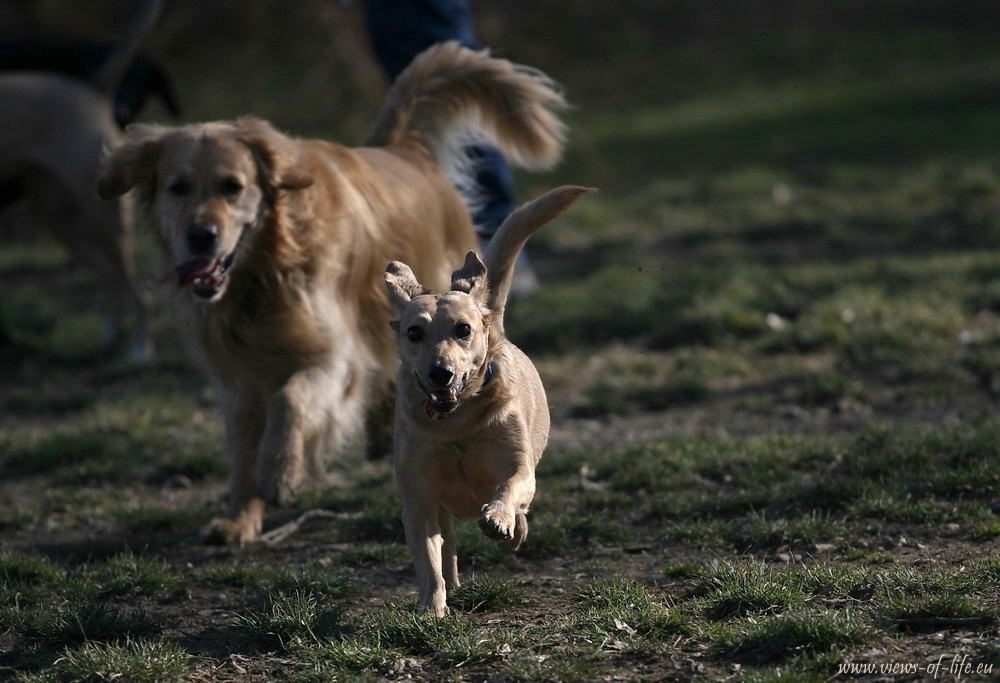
[256,367,356,506]
[204,395,267,545]
[478,459,536,550]
[256,390,305,507]
[402,501,450,617]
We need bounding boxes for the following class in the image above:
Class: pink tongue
[175,258,217,287]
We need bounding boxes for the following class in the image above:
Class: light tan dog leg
[439,507,460,589]
[403,502,450,617]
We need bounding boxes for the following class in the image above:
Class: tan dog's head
[385,252,495,416]
[97,117,312,303]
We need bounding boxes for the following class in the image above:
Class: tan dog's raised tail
[385,185,594,616]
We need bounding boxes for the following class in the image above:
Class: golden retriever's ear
[235,117,313,193]
[97,123,164,199]
[450,251,488,302]
[385,261,428,318]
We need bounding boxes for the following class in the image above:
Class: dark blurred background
[3,0,998,195]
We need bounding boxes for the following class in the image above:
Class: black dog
[0,40,181,129]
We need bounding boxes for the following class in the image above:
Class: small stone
[810,543,836,553]
[162,474,192,490]
[766,312,788,330]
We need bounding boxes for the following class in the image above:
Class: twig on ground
[259,509,350,544]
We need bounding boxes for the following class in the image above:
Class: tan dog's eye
[406,326,424,342]
[167,179,191,196]
[220,177,244,197]
[455,323,472,339]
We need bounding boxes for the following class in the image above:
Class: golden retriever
[385,185,592,615]
[97,42,567,545]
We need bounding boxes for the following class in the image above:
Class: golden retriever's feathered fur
[98,42,567,544]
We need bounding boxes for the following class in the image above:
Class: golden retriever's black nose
[186,222,219,255]
[427,365,454,387]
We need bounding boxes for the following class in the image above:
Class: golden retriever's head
[385,253,495,416]
[97,117,312,303]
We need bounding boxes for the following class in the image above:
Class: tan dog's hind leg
[439,507,460,589]
[402,502,450,617]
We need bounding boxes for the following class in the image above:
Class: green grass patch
[8,600,159,648]
[717,610,879,664]
[695,561,806,619]
[18,638,190,683]
[450,575,528,613]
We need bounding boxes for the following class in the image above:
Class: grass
[716,609,880,664]
[3,1,1000,680]
[19,639,190,683]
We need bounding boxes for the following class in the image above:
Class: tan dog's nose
[427,364,454,387]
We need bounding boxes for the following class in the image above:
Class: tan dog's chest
[410,438,514,518]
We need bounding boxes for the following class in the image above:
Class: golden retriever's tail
[368,42,566,212]
[485,185,595,333]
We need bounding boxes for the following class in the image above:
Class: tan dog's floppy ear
[235,116,313,193]
[450,251,488,302]
[97,123,165,199]
[385,261,429,329]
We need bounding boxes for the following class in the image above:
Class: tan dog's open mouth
[430,387,461,413]
[427,381,464,414]
[175,251,235,300]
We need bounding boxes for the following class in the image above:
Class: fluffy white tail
[368,42,567,214]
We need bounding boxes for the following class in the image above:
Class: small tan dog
[385,185,593,616]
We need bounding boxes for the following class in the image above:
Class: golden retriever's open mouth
[175,251,235,300]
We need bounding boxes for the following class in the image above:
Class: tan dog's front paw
[478,503,515,542]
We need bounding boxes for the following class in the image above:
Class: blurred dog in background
[0,0,167,359]
[0,39,180,129]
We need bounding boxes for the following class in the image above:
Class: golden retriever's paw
[256,471,301,507]
[478,504,515,542]
[202,517,260,546]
